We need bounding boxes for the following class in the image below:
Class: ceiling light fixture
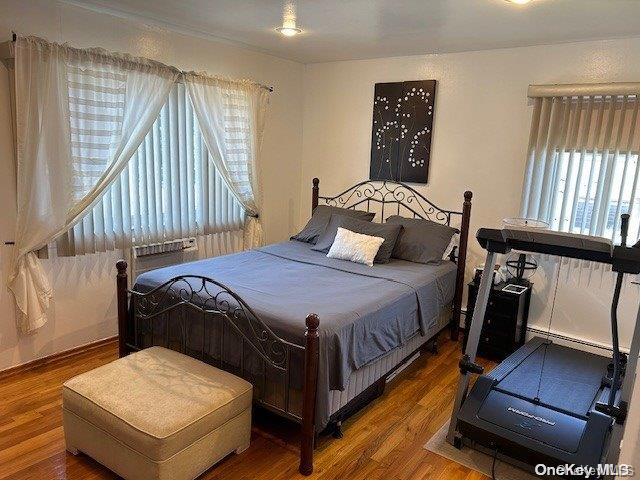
[276,1,302,37]
[505,0,532,4]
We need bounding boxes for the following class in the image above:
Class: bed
[114,178,472,475]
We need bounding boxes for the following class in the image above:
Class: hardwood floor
[0,336,492,480]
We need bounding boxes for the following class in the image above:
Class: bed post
[116,260,129,358]
[451,191,472,341]
[312,177,319,212]
[300,313,320,476]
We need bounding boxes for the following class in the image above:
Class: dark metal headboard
[310,177,472,341]
[314,178,462,228]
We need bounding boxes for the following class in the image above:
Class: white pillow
[326,227,385,267]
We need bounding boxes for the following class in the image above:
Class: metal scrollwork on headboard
[318,180,461,229]
[130,276,301,370]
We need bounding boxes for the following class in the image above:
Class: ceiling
[66,0,640,63]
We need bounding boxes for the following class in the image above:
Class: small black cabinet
[462,281,532,361]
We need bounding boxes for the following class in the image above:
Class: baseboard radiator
[525,325,628,354]
[460,308,624,354]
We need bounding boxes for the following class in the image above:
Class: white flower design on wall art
[370,80,436,183]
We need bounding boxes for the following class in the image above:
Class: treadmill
[446,215,640,474]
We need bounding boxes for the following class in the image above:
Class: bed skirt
[327,305,451,419]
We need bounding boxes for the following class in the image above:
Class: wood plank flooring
[0,336,492,480]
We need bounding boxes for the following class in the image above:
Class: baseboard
[526,325,624,354]
[0,336,118,380]
[456,324,621,354]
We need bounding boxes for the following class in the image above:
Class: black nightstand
[462,281,532,361]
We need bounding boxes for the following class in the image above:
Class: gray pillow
[386,215,458,264]
[292,205,375,244]
[312,214,402,264]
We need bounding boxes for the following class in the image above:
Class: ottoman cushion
[63,346,252,462]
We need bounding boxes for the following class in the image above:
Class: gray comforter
[135,240,457,392]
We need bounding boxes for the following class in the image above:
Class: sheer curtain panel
[9,36,178,333]
[521,90,640,248]
[185,74,269,249]
[56,83,244,256]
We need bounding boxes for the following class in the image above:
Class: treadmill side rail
[446,250,498,446]
[605,291,640,468]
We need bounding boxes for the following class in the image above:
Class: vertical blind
[521,93,640,246]
[57,83,244,256]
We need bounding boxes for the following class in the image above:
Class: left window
[56,82,244,256]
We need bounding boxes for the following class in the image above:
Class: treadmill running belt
[495,343,610,416]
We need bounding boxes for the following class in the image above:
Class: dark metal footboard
[115,261,319,475]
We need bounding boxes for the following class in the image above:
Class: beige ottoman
[63,346,252,480]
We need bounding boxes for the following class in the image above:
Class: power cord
[491,446,499,480]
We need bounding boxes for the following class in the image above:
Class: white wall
[0,0,304,371]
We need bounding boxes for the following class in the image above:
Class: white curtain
[9,36,179,333]
[521,93,640,246]
[185,74,269,249]
[56,83,244,256]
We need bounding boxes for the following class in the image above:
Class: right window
[521,94,640,245]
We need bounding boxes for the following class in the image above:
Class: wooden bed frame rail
[115,177,472,476]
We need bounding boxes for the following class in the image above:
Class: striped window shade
[521,92,640,246]
[67,65,126,202]
[220,88,254,205]
[57,82,244,256]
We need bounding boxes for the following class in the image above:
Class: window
[57,83,244,256]
[521,94,640,246]
[547,150,640,244]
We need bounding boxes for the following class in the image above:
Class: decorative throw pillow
[292,205,375,244]
[312,214,402,264]
[326,228,385,267]
[386,215,458,264]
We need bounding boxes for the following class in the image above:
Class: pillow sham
[326,227,385,267]
[292,205,375,244]
[386,215,458,264]
[311,214,402,264]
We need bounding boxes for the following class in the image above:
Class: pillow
[292,205,375,244]
[386,215,458,264]
[326,228,385,267]
[312,214,402,264]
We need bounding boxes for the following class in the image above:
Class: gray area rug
[424,421,538,480]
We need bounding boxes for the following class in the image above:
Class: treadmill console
[476,228,640,273]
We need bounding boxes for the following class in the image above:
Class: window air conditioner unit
[131,237,198,279]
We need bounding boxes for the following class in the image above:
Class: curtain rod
[8,31,274,92]
[528,82,640,98]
